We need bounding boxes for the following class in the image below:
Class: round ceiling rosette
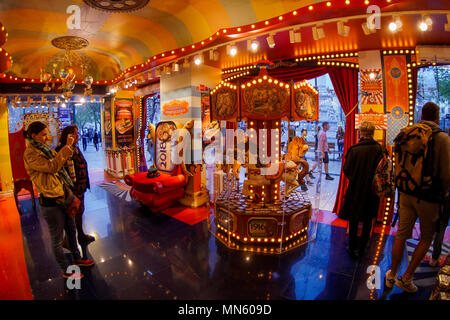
[51,36,89,50]
[83,0,150,12]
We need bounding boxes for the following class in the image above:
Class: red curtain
[138,97,148,172]
[268,66,331,82]
[328,68,359,216]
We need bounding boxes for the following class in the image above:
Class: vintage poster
[360,69,384,109]
[104,96,113,148]
[114,98,134,147]
[291,81,319,121]
[384,55,409,113]
[211,86,238,120]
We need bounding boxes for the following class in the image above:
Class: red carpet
[161,205,209,226]
[0,195,33,299]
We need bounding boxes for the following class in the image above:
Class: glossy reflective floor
[18,185,443,300]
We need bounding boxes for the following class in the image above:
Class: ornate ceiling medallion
[51,36,89,51]
[83,0,150,12]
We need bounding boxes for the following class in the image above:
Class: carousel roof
[0,0,449,84]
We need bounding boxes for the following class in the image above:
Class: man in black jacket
[339,121,383,259]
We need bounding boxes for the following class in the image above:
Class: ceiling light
[337,21,350,37]
[230,46,238,57]
[251,40,259,52]
[419,15,432,31]
[362,22,376,35]
[194,54,203,65]
[266,34,275,48]
[389,15,402,33]
[312,24,325,40]
[289,29,301,43]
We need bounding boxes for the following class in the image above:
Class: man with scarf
[339,121,384,259]
[23,121,94,280]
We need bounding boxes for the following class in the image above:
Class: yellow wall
[0,97,13,193]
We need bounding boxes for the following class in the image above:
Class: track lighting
[419,14,432,31]
[389,15,402,33]
[194,54,203,65]
[312,24,325,40]
[337,20,350,37]
[362,21,376,35]
[289,28,301,43]
[266,33,275,48]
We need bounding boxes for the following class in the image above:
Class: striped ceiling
[0,0,326,80]
[0,0,449,82]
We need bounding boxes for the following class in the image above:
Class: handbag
[62,183,81,218]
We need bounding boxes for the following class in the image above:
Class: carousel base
[213,187,312,254]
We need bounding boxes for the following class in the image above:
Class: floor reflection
[18,186,438,300]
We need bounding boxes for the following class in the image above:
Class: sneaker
[309,171,316,179]
[395,276,418,293]
[325,175,334,181]
[74,259,95,267]
[300,184,308,191]
[429,258,439,267]
[384,270,396,288]
[63,271,84,280]
[307,181,314,186]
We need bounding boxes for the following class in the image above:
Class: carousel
[209,64,320,254]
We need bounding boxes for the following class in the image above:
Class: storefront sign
[162,99,189,117]
[215,206,235,232]
[247,218,278,238]
[355,112,388,130]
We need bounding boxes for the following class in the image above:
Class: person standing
[93,132,99,151]
[339,121,384,258]
[56,125,95,245]
[429,128,450,267]
[385,102,450,293]
[308,125,321,179]
[23,121,94,280]
[318,122,334,180]
[82,132,88,151]
[336,126,345,159]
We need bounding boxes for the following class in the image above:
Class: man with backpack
[385,102,450,293]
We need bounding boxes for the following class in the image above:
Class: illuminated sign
[247,218,278,238]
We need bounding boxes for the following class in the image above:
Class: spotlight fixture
[362,21,376,35]
[337,20,350,37]
[389,15,402,33]
[182,58,190,69]
[419,14,432,31]
[230,46,238,57]
[194,54,203,65]
[247,39,259,52]
[289,28,302,43]
[312,24,325,40]
[209,49,219,61]
[266,33,276,48]
[173,63,180,72]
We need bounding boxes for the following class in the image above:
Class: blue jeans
[40,204,81,271]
